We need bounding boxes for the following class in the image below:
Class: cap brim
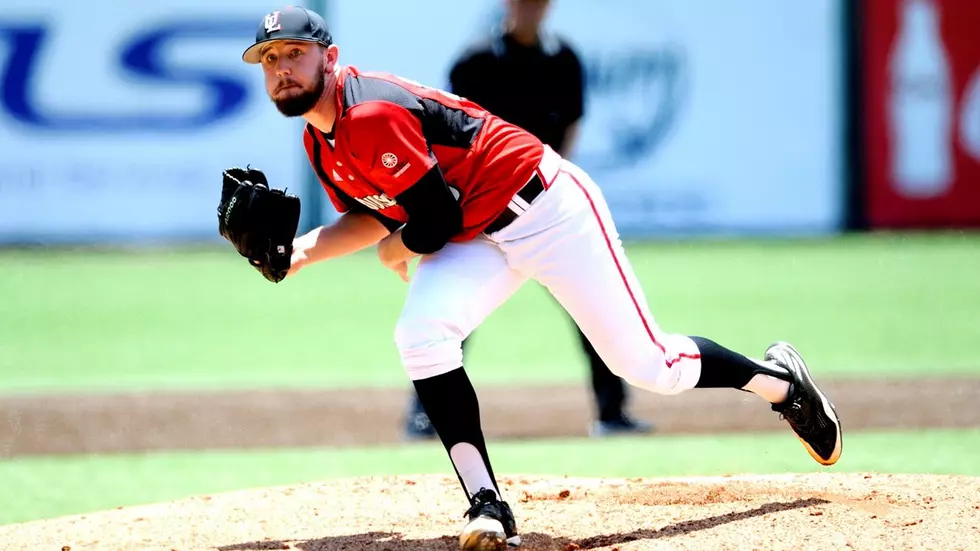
[241,37,323,64]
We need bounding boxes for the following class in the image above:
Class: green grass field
[7,429,980,526]
[2,232,979,527]
[1,232,978,392]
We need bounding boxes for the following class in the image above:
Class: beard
[272,63,326,117]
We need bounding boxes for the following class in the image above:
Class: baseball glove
[217,166,301,283]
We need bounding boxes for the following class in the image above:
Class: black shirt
[448,32,584,153]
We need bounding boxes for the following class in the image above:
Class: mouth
[276,83,300,93]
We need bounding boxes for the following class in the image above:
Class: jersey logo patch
[356,193,397,210]
[381,152,398,169]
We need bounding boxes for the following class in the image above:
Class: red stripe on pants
[563,169,701,368]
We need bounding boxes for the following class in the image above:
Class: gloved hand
[217,166,301,283]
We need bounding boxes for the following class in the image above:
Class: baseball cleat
[403,411,438,441]
[766,342,843,466]
[459,488,521,550]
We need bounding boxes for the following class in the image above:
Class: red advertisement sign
[864,0,980,228]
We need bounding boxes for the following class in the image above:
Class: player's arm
[558,44,586,159]
[290,130,407,276]
[346,102,463,273]
[384,164,463,255]
[448,54,478,102]
[291,182,403,269]
[561,122,581,159]
[291,211,392,269]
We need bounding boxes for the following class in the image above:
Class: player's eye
[264,53,277,64]
[289,49,302,58]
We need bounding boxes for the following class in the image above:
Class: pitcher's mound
[4,473,979,551]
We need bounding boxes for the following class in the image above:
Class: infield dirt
[3,377,980,550]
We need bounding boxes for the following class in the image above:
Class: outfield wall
[1,1,849,244]
[0,1,310,244]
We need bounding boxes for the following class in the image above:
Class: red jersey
[302,65,545,240]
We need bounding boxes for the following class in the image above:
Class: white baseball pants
[394,147,703,395]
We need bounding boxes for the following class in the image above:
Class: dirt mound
[3,473,978,551]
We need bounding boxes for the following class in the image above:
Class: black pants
[410,316,629,423]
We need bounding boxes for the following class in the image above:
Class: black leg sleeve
[412,367,499,501]
[691,336,789,389]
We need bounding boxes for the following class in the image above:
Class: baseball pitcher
[216,7,843,551]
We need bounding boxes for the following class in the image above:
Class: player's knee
[611,348,697,396]
[393,315,464,381]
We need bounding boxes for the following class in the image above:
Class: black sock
[412,367,498,502]
[690,336,767,389]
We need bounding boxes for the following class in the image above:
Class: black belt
[483,173,546,235]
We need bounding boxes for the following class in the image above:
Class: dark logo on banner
[579,45,688,169]
[469,7,688,170]
[0,19,255,133]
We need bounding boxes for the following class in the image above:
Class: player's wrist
[378,230,416,266]
[290,227,324,261]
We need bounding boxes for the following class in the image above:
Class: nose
[273,58,292,77]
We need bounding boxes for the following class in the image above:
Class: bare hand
[389,260,410,283]
[377,230,417,283]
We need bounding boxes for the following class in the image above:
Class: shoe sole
[402,432,438,442]
[589,424,656,438]
[459,517,509,551]
[769,341,843,466]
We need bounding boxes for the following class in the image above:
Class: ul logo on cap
[264,11,282,33]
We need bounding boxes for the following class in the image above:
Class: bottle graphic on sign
[888,0,954,198]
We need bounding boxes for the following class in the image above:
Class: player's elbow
[401,202,462,254]
[395,165,464,255]
[438,201,464,240]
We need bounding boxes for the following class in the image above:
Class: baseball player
[225,6,843,550]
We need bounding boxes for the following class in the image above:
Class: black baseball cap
[242,5,333,64]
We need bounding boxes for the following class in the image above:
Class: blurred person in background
[402,0,654,441]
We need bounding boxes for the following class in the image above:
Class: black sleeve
[331,184,403,233]
[564,44,585,124]
[394,165,463,254]
[448,58,471,98]
[449,53,485,103]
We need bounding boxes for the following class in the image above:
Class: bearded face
[260,41,327,117]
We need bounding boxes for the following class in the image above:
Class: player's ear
[324,44,340,72]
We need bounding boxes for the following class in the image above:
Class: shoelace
[779,398,818,434]
[464,489,498,518]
